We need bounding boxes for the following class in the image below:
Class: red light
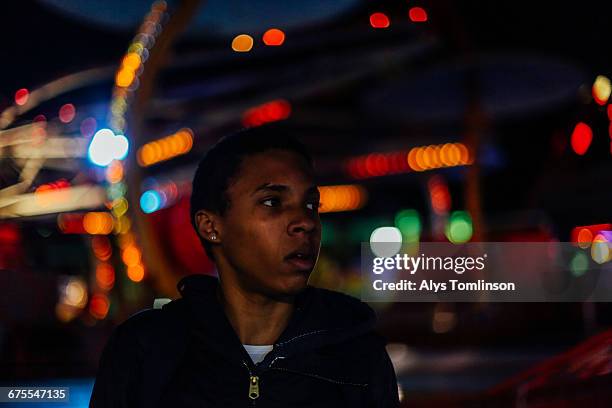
[409,7,428,22]
[15,88,29,106]
[369,12,390,28]
[570,122,592,155]
[59,104,76,123]
[242,99,291,127]
[608,105,612,121]
[263,28,285,46]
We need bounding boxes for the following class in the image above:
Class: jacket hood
[176,274,378,367]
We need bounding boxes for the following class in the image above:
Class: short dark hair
[190,122,314,260]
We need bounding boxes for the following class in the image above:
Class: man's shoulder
[112,298,188,347]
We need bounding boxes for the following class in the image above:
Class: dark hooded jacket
[90,274,400,407]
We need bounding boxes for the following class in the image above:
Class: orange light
[127,264,145,282]
[319,184,367,213]
[232,34,254,52]
[83,212,114,235]
[122,52,142,71]
[89,294,110,319]
[116,68,135,88]
[105,161,124,184]
[138,128,194,166]
[409,7,428,22]
[369,12,390,28]
[263,28,285,46]
[122,245,142,267]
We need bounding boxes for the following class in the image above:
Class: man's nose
[288,210,318,235]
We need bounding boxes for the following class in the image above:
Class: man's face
[217,149,322,298]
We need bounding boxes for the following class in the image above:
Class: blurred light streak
[318,184,367,213]
[242,99,291,127]
[83,212,114,235]
[346,142,472,179]
[137,128,193,166]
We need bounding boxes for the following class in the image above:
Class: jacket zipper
[242,360,260,404]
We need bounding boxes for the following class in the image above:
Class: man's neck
[216,276,294,345]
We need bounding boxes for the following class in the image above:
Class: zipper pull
[248,375,260,400]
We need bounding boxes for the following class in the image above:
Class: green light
[570,251,589,277]
[445,211,473,243]
[394,209,421,242]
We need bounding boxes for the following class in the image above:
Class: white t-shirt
[243,344,274,365]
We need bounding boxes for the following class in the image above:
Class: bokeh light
[570,122,592,156]
[409,7,428,22]
[445,211,473,243]
[592,75,611,105]
[14,88,29,106]
[370,12,390,28]
[394,209,421,242]
[263,28,285,46]
[59,103,76,123]
[232,34,254,52]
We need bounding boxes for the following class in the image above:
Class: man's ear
[195,209,222,244]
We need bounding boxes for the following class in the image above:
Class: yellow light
[232,34,254,52]
[593,75,611,105]
[111,197,129,217]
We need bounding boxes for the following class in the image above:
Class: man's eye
[262,198,280,207]
[306,201,321,211]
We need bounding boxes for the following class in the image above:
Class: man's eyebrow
[251,183,320,196]
[251,183,289,196]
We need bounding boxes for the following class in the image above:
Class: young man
[89,123,401,407]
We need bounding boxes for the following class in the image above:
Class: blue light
[140,190,161,213]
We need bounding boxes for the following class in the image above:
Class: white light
[370,226,402,258]
[88,129,130,166]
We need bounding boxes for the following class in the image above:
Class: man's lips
[284,248,316,270]
[284,255,315,270]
